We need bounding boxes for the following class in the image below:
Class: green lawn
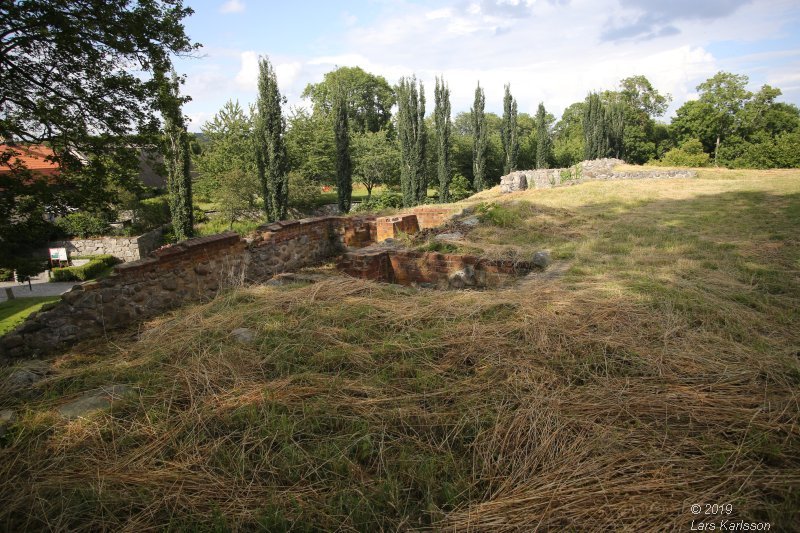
[0,296,60,336]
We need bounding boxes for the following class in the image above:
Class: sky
[172,0,800,131]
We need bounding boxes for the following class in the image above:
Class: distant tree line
[5,0,799,279]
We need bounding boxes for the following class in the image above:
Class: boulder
[231,327,256,344]
[500,172,528,193]
[532,250,552,268]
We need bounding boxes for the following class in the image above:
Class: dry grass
[1,169,799,531]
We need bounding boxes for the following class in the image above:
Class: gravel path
[0,271,76,302]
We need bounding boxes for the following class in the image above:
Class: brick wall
[409,206,460,229]
[375,214,420,242]
[337,249,533,289]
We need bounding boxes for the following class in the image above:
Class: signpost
[49,247,69,270]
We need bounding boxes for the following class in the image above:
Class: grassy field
[0,297,60,336]
[1,169,798,530]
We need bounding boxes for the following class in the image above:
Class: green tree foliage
[553,102,585,167]
[352,130,400,198]
[0,0,197,270]
[583,93,608,160]
[672,75,800,168]
[671,100,718,151]
[302,66,395,134]
[254,56,289,222]
[396,76,427,207]
[471,84,488,191]
[434,77,452,203]
[696,71,752,165]
[193,100,257,203]
[605,98,625,159]
[285,108,336,185]
[534,103,553,169]
[158,69,193,240]
[620,75,670,118]
[501,84,520,174]
[287,171,322,209]
[655,138,710,167]
[333,88,353,213]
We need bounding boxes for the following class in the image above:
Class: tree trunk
[714,135,720,167]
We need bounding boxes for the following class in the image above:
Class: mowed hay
[1,170,799,531]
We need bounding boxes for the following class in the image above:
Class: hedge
[51,255,120,282]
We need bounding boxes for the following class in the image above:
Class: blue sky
[173,0,800,131]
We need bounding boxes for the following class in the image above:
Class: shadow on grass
[0,296,60,336]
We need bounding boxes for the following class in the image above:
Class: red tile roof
[0,144,61,176]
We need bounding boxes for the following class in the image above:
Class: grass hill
[1,167,798,530]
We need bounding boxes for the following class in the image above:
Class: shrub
[559,163,582,183]
[475,202,522,228]
[656,139,710,167]
[54,212,109,238]
[288,171,322,209]
[449,173,473,201]
[352,190,404,213]
[51,255,120,282]
[0,268,13,282]
[136,196,171,231]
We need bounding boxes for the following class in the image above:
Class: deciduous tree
[0,0,197,269]
[352,130,400,199]
[696,71,751,165]
[303,66,395,134]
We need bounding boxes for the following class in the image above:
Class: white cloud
[175,0,800,129]
[233,51,262,90]
[219,0,245,14]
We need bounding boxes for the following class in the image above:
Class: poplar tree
[583,92,608,160]
[501,84,519,174]
[396,76,427,207]
[606,99,625,159]
[471,83,488,191]
[158,69,193,240]
[534,102,552,169]
[333,87,353,213]
[254,56,289,222]
[434,76,452,203]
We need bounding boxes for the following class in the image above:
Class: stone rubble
[500,158,697,193]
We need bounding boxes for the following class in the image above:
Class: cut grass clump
[1,168,798,530]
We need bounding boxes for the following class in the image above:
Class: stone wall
[47,226,164,262]
[245,216,376,280]
[1,232,246,359]
[2,210,476,361]
[1,216,381,360]
[337,249,534,289]
[500,158,696,193]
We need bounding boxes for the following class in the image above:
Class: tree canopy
[302,66,395,134]
[0,0,197,146]
[0,0,197,270]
